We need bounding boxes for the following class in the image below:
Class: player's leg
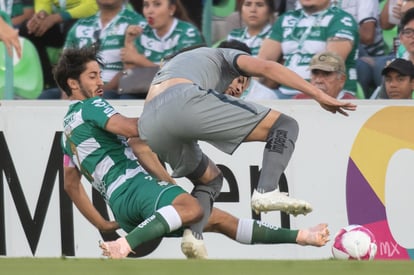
[205,208,329,246]
[181,154,223,259]
[174,90,311,216]
[100,177,203,259]
[245,110,312,216]
[137,85,224,257]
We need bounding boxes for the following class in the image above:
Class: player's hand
[27,11,47,34]
[315,92,357,116]
[33,14,62,36]
[120,45,143,66]
[319,101,357,116]
[391,0,403,21]
[125,25,143,45]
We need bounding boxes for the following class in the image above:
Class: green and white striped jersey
[134,18,204,64]
[64,7,146,83]
[61,97,143,202]
[227,24,272,56]
[269,7,359,96]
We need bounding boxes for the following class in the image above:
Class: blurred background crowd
[1,0,414,100]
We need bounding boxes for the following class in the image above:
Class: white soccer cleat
[251,189,313,216]
[181,229,208,259]
[99,237,133,259]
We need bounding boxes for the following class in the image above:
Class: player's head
[239,0,276,29]
[217,40,252,97]
[382,58,414,99]
[308,51,346,98]
[225,75,250,98]
[218,40,252,97]
[54,47,104,98]
[217,39,252,55]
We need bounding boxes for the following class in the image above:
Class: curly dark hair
[53,47,102,96]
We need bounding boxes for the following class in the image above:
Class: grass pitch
[1,258,413,275]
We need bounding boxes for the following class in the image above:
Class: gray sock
[190,174,223,239]
[257,114,298,193]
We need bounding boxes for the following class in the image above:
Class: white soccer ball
[331,224,377,260]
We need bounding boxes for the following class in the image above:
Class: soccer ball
[331,224,377,260]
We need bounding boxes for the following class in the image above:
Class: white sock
[157,205,182,231]
[235,219,254,244]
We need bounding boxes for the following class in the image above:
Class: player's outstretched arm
[237,55,357,116]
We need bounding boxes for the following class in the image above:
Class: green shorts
[109,172,186,233]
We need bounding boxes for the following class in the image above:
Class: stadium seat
[212,0,236,17]
[382,26,398,55]
[0,37,43,99]
[356,82,366,99]
[46,47,62,66]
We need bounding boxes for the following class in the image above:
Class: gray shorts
[139,83,270,177]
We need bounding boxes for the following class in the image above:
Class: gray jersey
[152,47,249,93]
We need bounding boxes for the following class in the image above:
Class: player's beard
[79,83,94,99]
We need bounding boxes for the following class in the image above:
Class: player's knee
[192,173,223,200]
[268,114,299,144]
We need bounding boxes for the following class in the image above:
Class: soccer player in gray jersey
[56,47,330,260]
[138,40,356,258]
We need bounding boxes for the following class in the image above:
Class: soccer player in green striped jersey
[56,47,330,260]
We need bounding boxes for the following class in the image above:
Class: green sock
[125,212,170,249]
[252,220,298,244]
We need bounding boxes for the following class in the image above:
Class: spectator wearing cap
[294,51,356,99]
[382,58,414,99]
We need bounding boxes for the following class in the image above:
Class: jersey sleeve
[357,0,378,24]
[34,0,54,14]
[327,11,358,43]
[81,97,118,129]
[268,13,286,42]
[36,0,99,20]
[62,0,98,20]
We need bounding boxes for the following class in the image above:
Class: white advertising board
[0,100,413,260]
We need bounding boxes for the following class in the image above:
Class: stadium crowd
[0,0,414,100]
[0,0,413,100]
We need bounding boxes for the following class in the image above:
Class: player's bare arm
[256,38,283,88]
[237,55,357,116]
[63,165,119,232]
[326,37,353,61]
[128,137,176,183]
[105,114,139,138]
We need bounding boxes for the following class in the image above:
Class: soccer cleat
[296,223,330,247]
[99,237,133,259]
[251,189,313,216]
[181,229,208,259]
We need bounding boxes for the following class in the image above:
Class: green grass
[1,258,413,275]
